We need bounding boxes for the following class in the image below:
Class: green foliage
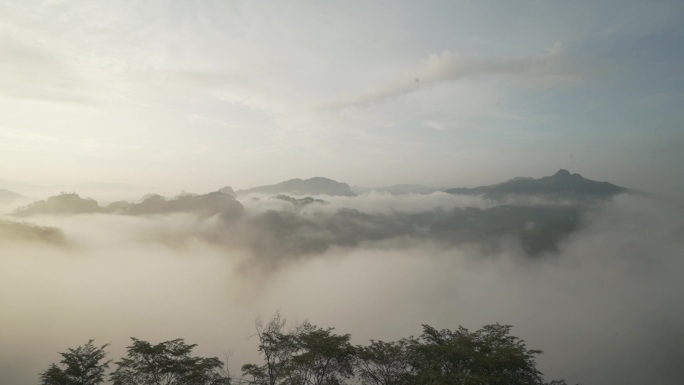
[39,340,110,385]
[242,315,573,385]
[355,339,412,385]
[242,312,299,385]
[406,323,544,385]
[40,364,70,385]
[40,318,572,385]
[111,338,230,385]
[289,322,355,385]
[241,314,355,385]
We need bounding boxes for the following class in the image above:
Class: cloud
[59,191,577,271]
[0,32,95,104]
[319,43,581,110]
[1,192,682,385]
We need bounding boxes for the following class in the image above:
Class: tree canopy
[40,316,573,385]
[406,323,545,385]
[355,339,412,385]
[39,340,110,385]
[241,313,355,385]
[111,338,230,385]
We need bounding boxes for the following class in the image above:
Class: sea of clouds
[1,192,682,385]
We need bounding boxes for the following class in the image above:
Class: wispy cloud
[0,32,95,104]
[319,43,581,110]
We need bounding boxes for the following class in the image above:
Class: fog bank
[1,194,682,385]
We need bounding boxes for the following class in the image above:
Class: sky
[0,0,683,194]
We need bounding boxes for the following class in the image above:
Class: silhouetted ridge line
[11,190,243,219]
[445,169,630,200]
[237,177,355,196]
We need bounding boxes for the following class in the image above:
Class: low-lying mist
[1,192,682,385]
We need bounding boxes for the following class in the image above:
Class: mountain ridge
[10,191,243,219]
[0,188,25,204]
[236,177,355,196]
[445,169,631,200]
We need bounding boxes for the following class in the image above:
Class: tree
[289,322,356,385]
[406,323,545,385]
[355,339,412,385]
[40,364,70,385]
[39,340,111,385]
[111,338,231,385]
[241,312,299,385]
[242,315,356,385]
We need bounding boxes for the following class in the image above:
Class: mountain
[11,193,102,216]
[0,219,66,244]
[237,177,355,196]
[242,203,582,260]
[0,188,25,204]
[352,184,441,195]
[218,186,236,198]
[273,195,328,207]
[12,191,243,219]
[445,170,630,200]
[107,191,243,219]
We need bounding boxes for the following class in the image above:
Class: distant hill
[106,191,243,219]
[446,170,630,200]
[12,193,101,216]
[0,188,25,204]
[12,191,243,219]
[352,184,441,195]
[237,177,355,196]
[0,219,66,245]
[273,195,328,207]
[218,186,236,198]
[241,203,582,260]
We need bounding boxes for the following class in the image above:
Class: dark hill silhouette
[12,191,243,219]
[237,177,355,196]
[446,169,630,200]
[273,195,327,207]
[111,191,243,219]
[235,204,581,264]
[12,193,102,216]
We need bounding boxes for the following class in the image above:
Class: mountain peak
[237,177,355,196]
[553,169,571,177]
[445,169,628,200]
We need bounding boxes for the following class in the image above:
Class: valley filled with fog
[2,1,683,384]
[2,181,683,385]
